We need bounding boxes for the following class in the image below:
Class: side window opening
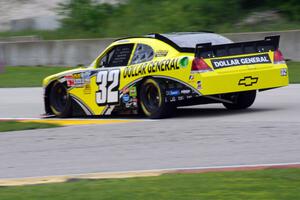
[98,44,134,68]
[131,44,154,65]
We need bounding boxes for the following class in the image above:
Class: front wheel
[49,82,72,117]
[139,78,174,119]
[222,90,256,110]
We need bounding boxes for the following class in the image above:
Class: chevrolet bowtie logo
[238,76,258,86]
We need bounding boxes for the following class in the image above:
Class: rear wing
[195,35,280,59]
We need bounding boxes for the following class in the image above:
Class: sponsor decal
[280,68,287,76]
[155,50,168,57]
[197,81,202,90]
[211,54,271,69]
[129,86,137,97]
[180,89,191,95]
[132,99,138,107]
[122,87,130,94]
[65,75,75,87]
[189,75,195,81]
[83,84,91,94]
[164,89,199,103]
[72,73,81,79]
[166,89,180,96]
[179,57,189,68]
[82,71,91,83]
[123,58,179,78]
[170,97,176,102]
[178,96,184,101]
[238,76,258,86]
[74,79,84,86]
[65,72,91,87]
[186,95,193,99]
[125,103,132,108]
[122,94,130,103]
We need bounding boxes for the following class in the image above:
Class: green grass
[287,62,300,83]
[0,121,60,132]
[0,66,75,87]
[0,168,299,200]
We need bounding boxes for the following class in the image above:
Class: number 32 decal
[96,70,120,105]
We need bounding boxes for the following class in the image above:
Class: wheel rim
[144,83,160,111]
[51,83,68,113]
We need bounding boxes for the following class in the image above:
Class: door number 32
[96,70,120,105]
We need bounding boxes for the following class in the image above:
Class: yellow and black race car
[43,32,289,118]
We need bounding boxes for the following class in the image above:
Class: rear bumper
[198,65,289,95]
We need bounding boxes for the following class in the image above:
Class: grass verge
[0,121,61,132]
[0,168,299,200]
[287,62,300,83]
[0,66,75,87]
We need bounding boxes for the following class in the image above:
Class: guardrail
[0,30,299,66]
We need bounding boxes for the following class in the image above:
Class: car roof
[159,32,233,48]
[115,32,232,52]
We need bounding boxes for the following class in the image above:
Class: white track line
[144,161,300,172]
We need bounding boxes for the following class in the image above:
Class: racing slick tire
[49,81,73,117]
[222,90,256,110]
[140,78,174,119]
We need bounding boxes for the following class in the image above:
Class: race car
[43,32,289,119]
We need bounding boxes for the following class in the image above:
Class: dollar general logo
[238,76,258,86]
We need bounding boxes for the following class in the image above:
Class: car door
[94,43,135,114]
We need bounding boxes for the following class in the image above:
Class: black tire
[222,90,256,110]
[49,82,72,117]
[139,78,174,119]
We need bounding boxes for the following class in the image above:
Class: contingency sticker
[65,72,91,87]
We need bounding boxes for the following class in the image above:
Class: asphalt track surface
[0,85,299,179]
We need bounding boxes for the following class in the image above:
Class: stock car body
[43,32,289,118]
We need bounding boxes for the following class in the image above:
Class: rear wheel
[140,78,174,119]
[222,90,256,110]
[49,82,72,117]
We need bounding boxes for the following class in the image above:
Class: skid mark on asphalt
[0,118,144,126]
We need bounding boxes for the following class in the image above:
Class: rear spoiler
[195,35,280,59]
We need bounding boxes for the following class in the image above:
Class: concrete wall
[0,38,115,66]
[0,30,299,66]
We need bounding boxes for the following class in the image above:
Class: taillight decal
[191,57,213,72]
[274,50,286,64]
